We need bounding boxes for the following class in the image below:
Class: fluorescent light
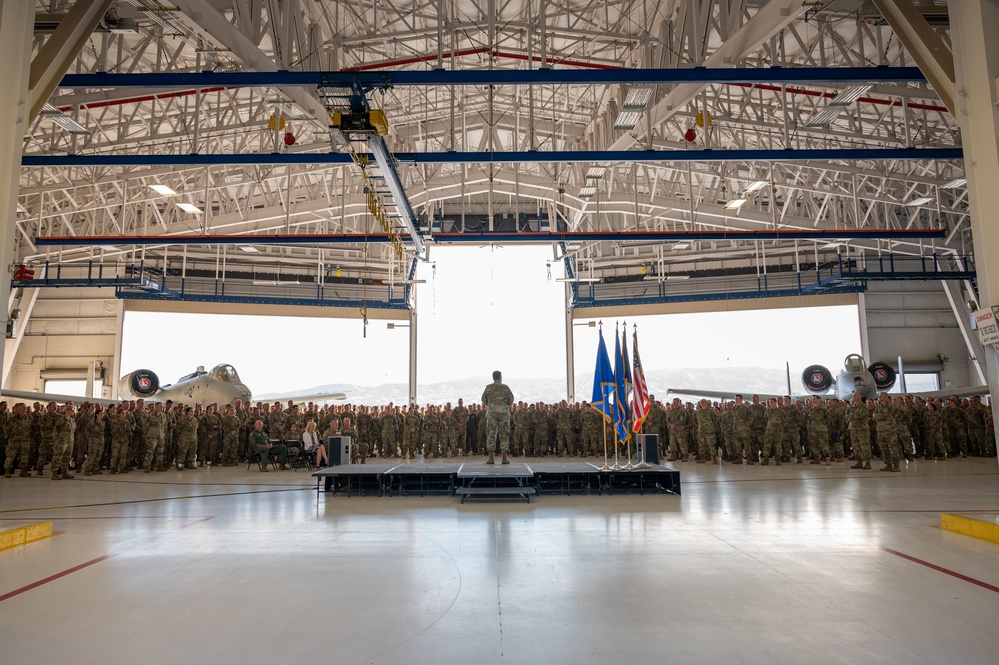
[613,110,643,130]
[666,275,690,281]
[744,180,769,193]
[622,86,653,108]
[578,185,597,198]
[585,167,606,180]
[177,202,202,213]
[238,246,260,254]
[149,184,178,196]
[905,197,934,207]
[830,85,872,107]
[556,277,600,283]
[942,178,967,189]
[724,198,748,210]
[672,242,690,251]
[804,106,844,127]
[40,103,89,135]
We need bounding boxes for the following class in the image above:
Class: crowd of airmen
[0,391,995,480]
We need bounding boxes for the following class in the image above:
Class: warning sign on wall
[974,307,999,347]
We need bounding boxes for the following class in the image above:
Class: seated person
[302,420,326,467]
[248,419,289,471]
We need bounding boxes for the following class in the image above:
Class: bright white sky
[119,246,863,400]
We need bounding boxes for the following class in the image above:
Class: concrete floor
[1,456,997,665]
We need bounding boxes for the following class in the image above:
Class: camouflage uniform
[403,409,422,458]
[51,412,76,478]
[694,402,718,464]
[806,401,830,463]
[220,410,241,466]
[581,407,602,456]
[109,413,133,473]
[380,410,399,458]
[82,413,106,475]
[846,401,872,467]
[873,400,902,470]
[452,404,469,456]
[3,410,34,477]
[481,380,515,454]
[943,402,968,457]
[142,410,168,471]
[531,407,549,455]
[781,402,802,462]
[730,401,753,464]
[34,408,60,474]
[175,413,199,469]
[923,407,947,459]
[512,407,531,456]
[554,403,574,456]
[666,404,689,461]
[760,404,784,464]
[967,400,988,456]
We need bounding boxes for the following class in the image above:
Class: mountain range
[256,366,804,406]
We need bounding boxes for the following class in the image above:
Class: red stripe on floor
[0,516,213,602]
[881,547,999,594]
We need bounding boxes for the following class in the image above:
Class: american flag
[631,328,650,433]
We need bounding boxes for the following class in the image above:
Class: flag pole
[623,321,634,469]
[634,323,652,468]
[611,321,622,470]
[597,320,610,472]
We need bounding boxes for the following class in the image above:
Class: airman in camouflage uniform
[923,402,947,460]
[943,398,968,457]
[403,405,422,459]
[481,371,514,464]
[967,396,988,457]
[695,399,718,464]
[581,403,602,456]
[109,408,133,474]
[50,404,77,479]
[846,392,872,469]
[780,396,802,463]
[452,399,470,456]
[666,398,688,462]
[143,403,168,472]
[553,401,573,456]
[728,395,753,464]
[531,404,550,456]
[512,403,531,456]
[219,405,241,466]
[82,408,106,476]
[806,397,831,465]
[3,403,34,477]
[33,402,60,476]
[760,398,784,465]
[380,405,399,458]
[175,407,199,470]
[873,393,902,472]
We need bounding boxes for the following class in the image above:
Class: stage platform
[313,461,680,500]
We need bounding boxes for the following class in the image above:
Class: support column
[857,292,871,361]
[565,286,575,402]
[948,0,999,459]
[111,299,126,398]
[940,280,987,384]
[0,2,36,391]
[2,288,38,384]
[408,307,418,407]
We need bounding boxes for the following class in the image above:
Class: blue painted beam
[114,289,411,310]
[33,229,947,248]
[21,147,963,168]
[571,284,868,309]
[57,67,928,89]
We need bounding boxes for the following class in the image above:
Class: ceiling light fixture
[177,202,202,213]
[585,166,607,180]
[941,178,967,189]
[40,103,89,135]
[744,180,769,193]
[149,184,178,197]
[556,276,600,283]
[578,185,597,199]
[724,198,748,210]
[905,197,934,207]
[238,246,260,254]
[672,242,690,251]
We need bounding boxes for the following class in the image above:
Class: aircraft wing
[254,390,348,403]
[907,385,990,400]
[0,388,120,407]
[666,387,794,402]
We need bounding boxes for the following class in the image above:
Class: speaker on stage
[636,434,659,465]
[328,436,351,466]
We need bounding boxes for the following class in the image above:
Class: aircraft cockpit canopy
[211,364,241,384]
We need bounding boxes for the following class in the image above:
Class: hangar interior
[3,0,996,401]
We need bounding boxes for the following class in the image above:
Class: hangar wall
[864,281,979,390]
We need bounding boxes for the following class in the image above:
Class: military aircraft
[667,353,989,402]
[1,363,346,406]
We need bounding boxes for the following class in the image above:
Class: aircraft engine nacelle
[802,365,834,394]
[119,369,160,398]
[867,362,897,391]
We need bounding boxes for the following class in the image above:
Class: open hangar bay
[1,1,999,664]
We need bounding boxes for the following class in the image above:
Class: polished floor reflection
[1,457,997,665]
